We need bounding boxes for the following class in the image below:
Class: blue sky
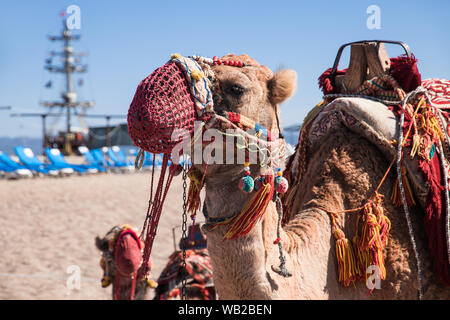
[0,0,449,138]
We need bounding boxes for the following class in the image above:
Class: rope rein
[271,197,292,277]
[395,89,427,300]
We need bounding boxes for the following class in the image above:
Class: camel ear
[268,69,297,105]
[95,236,108,251]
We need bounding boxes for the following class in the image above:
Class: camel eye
[226,84,245,97]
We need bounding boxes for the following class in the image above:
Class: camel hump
[294,97,431,207]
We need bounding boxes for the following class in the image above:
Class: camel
[95,224,216,300]
[95,225,156,300]
[183,54,450,299]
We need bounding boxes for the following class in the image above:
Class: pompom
[171,53,182,59]
[190,69,203,81]
[239,175,254,193]
[275,176,289,194]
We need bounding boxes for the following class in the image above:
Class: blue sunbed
[103,147,134,172]
[0,162,15,173]
[0,151,34,177]
[45,148,99,174]
[107,146,133,167]
[90,148,130,172]
[78,146,107,172]
[14,146,69,176]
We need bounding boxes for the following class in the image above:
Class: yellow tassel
[390,179,400,206]
[334,228,358,286]
[352,235,368,280]
[141,269,158,288]
[403,173,416,206]
[390,167,416,207]
[171,53,181,59]
[101,276,111,288]
[357,197,388,282]
[147,279,158,288]
[410,133,420,158]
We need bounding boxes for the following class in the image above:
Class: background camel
[191,54,449,299]
[96,223,216,300]
[95,225,156,300]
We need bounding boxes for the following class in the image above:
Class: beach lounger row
[0,145,165,179]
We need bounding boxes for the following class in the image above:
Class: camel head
[128,53,297,168]
[95,225,157,300]
[211,54,297,136]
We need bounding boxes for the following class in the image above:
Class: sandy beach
[0,167,202,300]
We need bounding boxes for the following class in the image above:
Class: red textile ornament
[127,61,196,154]
[389,55,421,93]
[318,55,421,95]
[115,229,142,276]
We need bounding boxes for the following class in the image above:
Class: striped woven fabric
[422,78,450,109]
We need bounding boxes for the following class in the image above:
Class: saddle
[284,41,450,288]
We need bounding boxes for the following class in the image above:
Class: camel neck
[202,164,282,299]
[202,165,335,299]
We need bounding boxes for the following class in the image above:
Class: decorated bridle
[127,54,293,299]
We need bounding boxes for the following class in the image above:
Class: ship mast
[40,16,94,154]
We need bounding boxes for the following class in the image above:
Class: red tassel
[318,68,347,95]
[207,175,274,240]
[389,54,421,92]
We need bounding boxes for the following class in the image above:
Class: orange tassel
[390,179,400,206]
[334,228,358,286]
[391,165,416,207]
[206,175,274,240]
[223,178,272,240]
[357,195,388,281]
[352,235,368,281]
[187,169,202,214]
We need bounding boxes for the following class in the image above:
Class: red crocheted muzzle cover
[115,229,142,276]
[127,61,196,154]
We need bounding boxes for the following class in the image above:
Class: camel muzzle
[127,60,197,155]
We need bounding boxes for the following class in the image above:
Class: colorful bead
[212,56,244,68]
[239,175,254,193]
[274,176,289,194]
